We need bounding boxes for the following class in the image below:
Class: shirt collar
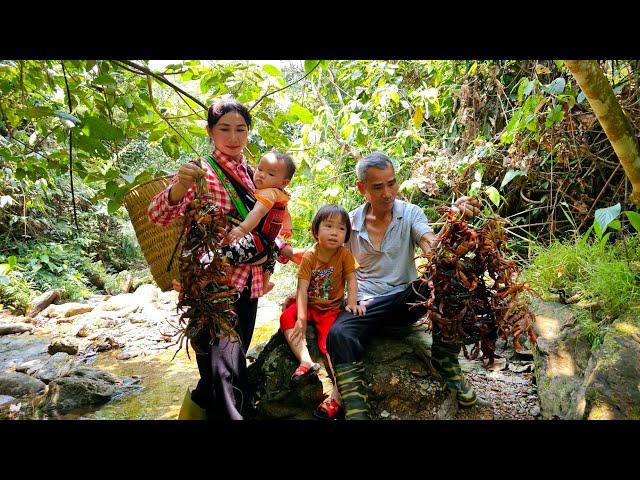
[212,148,247,174]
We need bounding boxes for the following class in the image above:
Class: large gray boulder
[569,312,640,419]
[0,335,50,371]
[247,324,449,420]
[33,352,79,384]
[39,366,141,415]
[0,371,46,397]
[530,300,592,419]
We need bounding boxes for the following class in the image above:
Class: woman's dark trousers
[190,279,258,420]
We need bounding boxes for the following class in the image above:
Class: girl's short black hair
[207,98,252,129]
[311,204,351,243]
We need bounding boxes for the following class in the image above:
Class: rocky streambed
[2,283,635,420]
[0,284,279,420]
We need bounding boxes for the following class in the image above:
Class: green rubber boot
[335,361,371,420]
[177,389,208,420]
[430,340,477,408]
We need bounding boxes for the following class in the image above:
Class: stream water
[57,310,281,420]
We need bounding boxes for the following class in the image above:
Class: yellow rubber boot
[177,389,207,420]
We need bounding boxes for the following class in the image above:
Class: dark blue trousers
[327,280,448,364]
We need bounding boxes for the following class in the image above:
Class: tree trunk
[565,60,640,207]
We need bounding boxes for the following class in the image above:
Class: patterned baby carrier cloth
[205,154,286,263]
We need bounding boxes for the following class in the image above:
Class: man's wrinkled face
[357,164,398,213]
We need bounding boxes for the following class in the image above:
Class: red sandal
[289,363,320,388]
[313,397,344,420]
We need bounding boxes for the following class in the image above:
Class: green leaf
[597,231,613,248]
[523,79,536,97]
[594,203,621,233]
[545,104,564,128]
[105,180,118,196]
[500,110,523,144]
[263,64,283,77]
[161,136,180,159]
[608,219,621,231]
[523,95,542,115]
[133,170,153,185]
[288,104,314,124]
[107,199,121,214]
[543,77,566,95]
[500,168,527,189]
[485,186,501,207]
[556,94,576,110]
[0,79,12,95]
[74,133,109,157]
[81,116,125,141]
[92,74,117,86]
[25,107,54,119]
[148,128,167,142]
[7,256,17,267]
[304,60,320,75]
[624,211,640,233]
[104,168,120,180]
[517,78,528,103]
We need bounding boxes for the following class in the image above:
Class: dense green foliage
[523,232,640,347]
[1,59,639,314]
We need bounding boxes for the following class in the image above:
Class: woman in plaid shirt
[148,98,298,419]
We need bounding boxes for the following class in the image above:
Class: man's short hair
[356,152,395,182]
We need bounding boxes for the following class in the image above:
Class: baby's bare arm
[227,202,270,242]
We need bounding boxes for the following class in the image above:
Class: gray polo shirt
[348,199,433,301]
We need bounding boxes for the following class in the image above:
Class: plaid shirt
[148,148,269,298]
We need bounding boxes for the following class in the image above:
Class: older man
[325,152,480,420]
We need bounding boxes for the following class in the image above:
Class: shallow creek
[58,318,280,420]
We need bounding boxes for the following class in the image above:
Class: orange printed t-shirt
[297,244,357,311]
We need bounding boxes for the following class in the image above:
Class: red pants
[279,302,341,354]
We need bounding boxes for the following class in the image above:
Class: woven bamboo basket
[123,177,184,292]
